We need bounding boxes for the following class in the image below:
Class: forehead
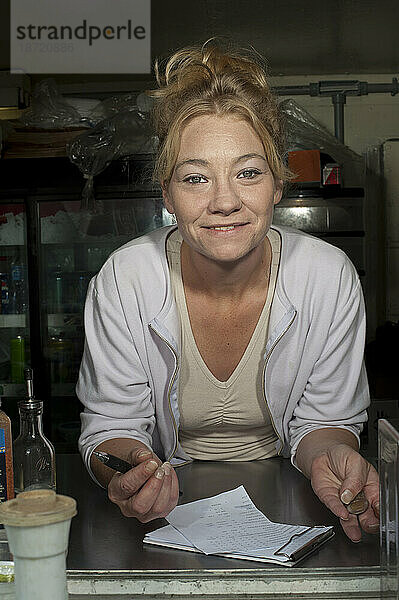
[177,114,264,157]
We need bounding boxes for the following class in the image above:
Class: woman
[77,42,379,542]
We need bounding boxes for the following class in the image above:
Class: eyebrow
[174,153,267,171]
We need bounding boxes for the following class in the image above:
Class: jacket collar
[265,225,297,353]
[149,226,180,350]
[150,225,296,349]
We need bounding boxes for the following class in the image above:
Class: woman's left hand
[310,444,379,542]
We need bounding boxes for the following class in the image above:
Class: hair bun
[153,40,269,98]
[147,40,292,185]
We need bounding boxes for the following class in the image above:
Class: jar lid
[0,490,77,527]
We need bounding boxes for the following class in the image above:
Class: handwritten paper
[167,485,309,554]
[145,486,334,565]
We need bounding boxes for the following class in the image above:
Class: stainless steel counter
[54,454,381,598]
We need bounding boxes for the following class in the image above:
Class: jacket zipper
[148,323,181,462]
[262,311,297,456]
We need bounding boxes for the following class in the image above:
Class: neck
[181,237,271,301]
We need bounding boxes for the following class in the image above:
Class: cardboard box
[288,149,321,184]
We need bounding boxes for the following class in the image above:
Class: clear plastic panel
[39,198,174,398]
[379,418,399,599]
[38,197,173,449]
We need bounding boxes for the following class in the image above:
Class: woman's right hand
[107,446,180,522]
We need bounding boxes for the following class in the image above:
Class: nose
[208,180,242,215]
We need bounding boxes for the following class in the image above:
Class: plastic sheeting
[21,79,83,129]
[67,95,157,211]
[65,95,365,210]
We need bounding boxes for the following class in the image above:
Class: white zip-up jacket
[77,224,369,485]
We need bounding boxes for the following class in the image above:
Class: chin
[201,247,253,264]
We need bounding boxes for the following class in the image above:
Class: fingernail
[137,449,152,458]
[162,462,172,475]
[352,538,362,544]
[369,524,379,531]
[341,489,353,504]
[144,460,158,474]
[155,466,165,480]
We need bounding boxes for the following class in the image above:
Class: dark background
[1,0,398,84]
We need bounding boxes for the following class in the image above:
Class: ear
[161,182,175,214]
[273,180,283,206]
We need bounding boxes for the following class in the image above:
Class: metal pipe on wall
[273,78,399,143]
[332,93,346,144]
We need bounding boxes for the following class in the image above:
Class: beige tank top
[167,228,281,461]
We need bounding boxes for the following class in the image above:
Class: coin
[346,490,369,515]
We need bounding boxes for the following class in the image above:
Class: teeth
[211,226,235,231]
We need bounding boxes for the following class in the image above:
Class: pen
[93,451,132,473]
[93,451,182,495]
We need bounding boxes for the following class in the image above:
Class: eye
[183,174,208,184]
[237,169,262,179]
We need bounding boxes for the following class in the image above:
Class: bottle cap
[0,490,77,527]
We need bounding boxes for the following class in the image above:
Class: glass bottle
[13,368,56,494]
[9,251,27,315]
[0,395,14,501]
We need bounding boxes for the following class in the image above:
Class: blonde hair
[147,40,291,186]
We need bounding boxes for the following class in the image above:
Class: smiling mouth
[205,224,247,231]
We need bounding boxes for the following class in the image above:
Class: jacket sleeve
[76,260,155,486]
[288,260,370,467]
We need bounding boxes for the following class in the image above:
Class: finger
[128,464,168,521]
[364,480,380,516]
[109,459,159,502]
[150,463,173,516]
[130,447,158,466]
[340,480,366,506]
[315,487,350,521]
[358,506,380,535]
[160,463,180,508]
[361,492,379,521]
[138,463,180,521]
[340,514,362,542]
[349,470,379,519]
[339,459,372,505]
[170,467,180,505]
